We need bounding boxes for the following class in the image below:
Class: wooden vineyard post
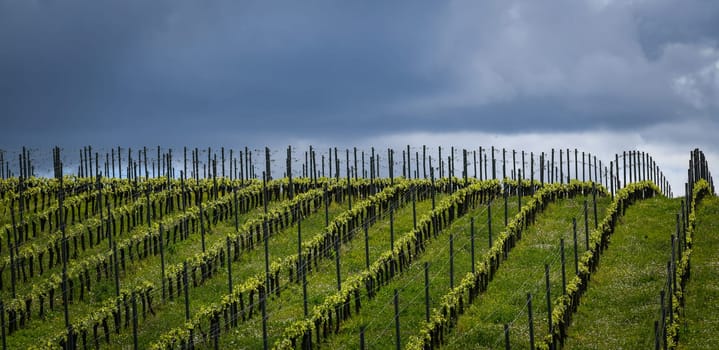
[504,189,508,227]
[488,202,493,248]
[55,146,74,350]
[132,293,138,350]
[430,166,436,210]
[438,146,442,179]
[423,145,427,179]
[582,151,586,182]
[298,208,308,317]
[113,242,121,297]
[574,149,578,181]
[7,229,15,299]
[394,289,401,350]
[660,290,666,349]
[522,151,526,182]
[324,184,329,228]
[561,238,566,295]
[518,170,522,211]
[474,150,478,179]
[667,261,673,326]
[389,148,394,185]
[545,264,553,349]
[584,200,589,250]
[364,220,370,270]
[160,223,166,301]
[671,235,677,292]
[262,217,270,350]
[199,188,206,252]
[450,233,454,289]
[390,205,395,251]
[234,187,239,232]
[573,218,579,276]
[424,262,430,323]
[593,183,598,229]
[527,293,535,349]
[463,149,468,187]
[347,149,352,211]
[412,186,417,230]
[531,152,534,193]
[335,233,341,292]
[566,148,570,183]
[540,152,544,185]
[183,262,190,321]
[360,326,366,350]
[471,218,476,274]
[623,151,627,187]
[0,301,5,350]
[479,147,483,181]
[610,161,614,199]
[559,149,563,184]
[504,324,510,350]
[551,148,555,183]
[227,237,234,325]
[615,154,620,190]
[502,148,507,180]
[492,146,496,180]
[654,320,660,350]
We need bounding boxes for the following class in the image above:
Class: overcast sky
[1,0,717,193]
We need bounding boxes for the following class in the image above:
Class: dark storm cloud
[1,0,718,147]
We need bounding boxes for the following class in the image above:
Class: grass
[562,196,678,349]
[678,195,719,349]
[442,194,610,349]
[110,199,352,348]
[320,195,519,349]
[213,191,450,349]
[4,183,304,348]
[4,176,718,350]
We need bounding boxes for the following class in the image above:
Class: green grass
[679,195,719,349]
[442,194,610,349]
[110,199,353,348]
[320,195,518,349]
[213,193,449,349]
[563,196,678,349]
[4,200,272,348]
[4,184,304,348]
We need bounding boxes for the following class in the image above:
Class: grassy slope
[214,194,449,349]
[6,198,274,348]
[679,195,719,349]
[563,196,678,349]
[443,194,610,349]
[111,200,351,347]
[321,196,519,349]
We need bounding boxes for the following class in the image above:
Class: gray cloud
[0,0,718,149]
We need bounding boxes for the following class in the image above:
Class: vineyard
[0,146,714,349]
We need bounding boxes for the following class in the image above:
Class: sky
[1,0,718,193]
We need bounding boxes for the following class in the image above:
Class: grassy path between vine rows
[7,193,277,349]
[112,198,352,348]
[678,195,719,349]
[212,191,448,349]
[443,194,610,349]
[563,196,677,349]
[322,196,518,349]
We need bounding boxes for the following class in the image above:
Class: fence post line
[527,293,535,349]
[394,289,401,350]
[425,262,430,323]
[545,264,553,348]
[471,218,476,274]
